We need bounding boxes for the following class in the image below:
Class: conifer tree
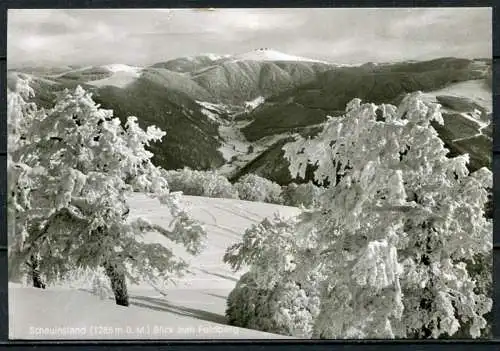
[8,80,206,306]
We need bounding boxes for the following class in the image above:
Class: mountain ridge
[10,53,492,184]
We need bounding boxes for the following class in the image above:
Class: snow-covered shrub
[281,182,323,208]
[224,214,322,337]
[234,174,283,204]
[227,93,492,339]
[226,271,321,338]
[164,168,238,199]
[226,272,281,332]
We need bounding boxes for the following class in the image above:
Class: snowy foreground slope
[9,194,301,339]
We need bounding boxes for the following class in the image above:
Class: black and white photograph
[7,8,493,340]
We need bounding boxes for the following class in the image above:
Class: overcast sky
[8,8,492,68]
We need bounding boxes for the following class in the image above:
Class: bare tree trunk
[103,261,129,307]
[29,254,46,289]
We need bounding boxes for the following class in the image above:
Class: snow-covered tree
[8,82,207,306]
[234,174,283,204]
[225,92,492,339]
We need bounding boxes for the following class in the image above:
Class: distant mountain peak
[103,63,143,73]
[230,49,329,64]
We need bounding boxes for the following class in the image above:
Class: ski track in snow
[199,207,219,224]
[9,193,301,339]
[211,203,265,222]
